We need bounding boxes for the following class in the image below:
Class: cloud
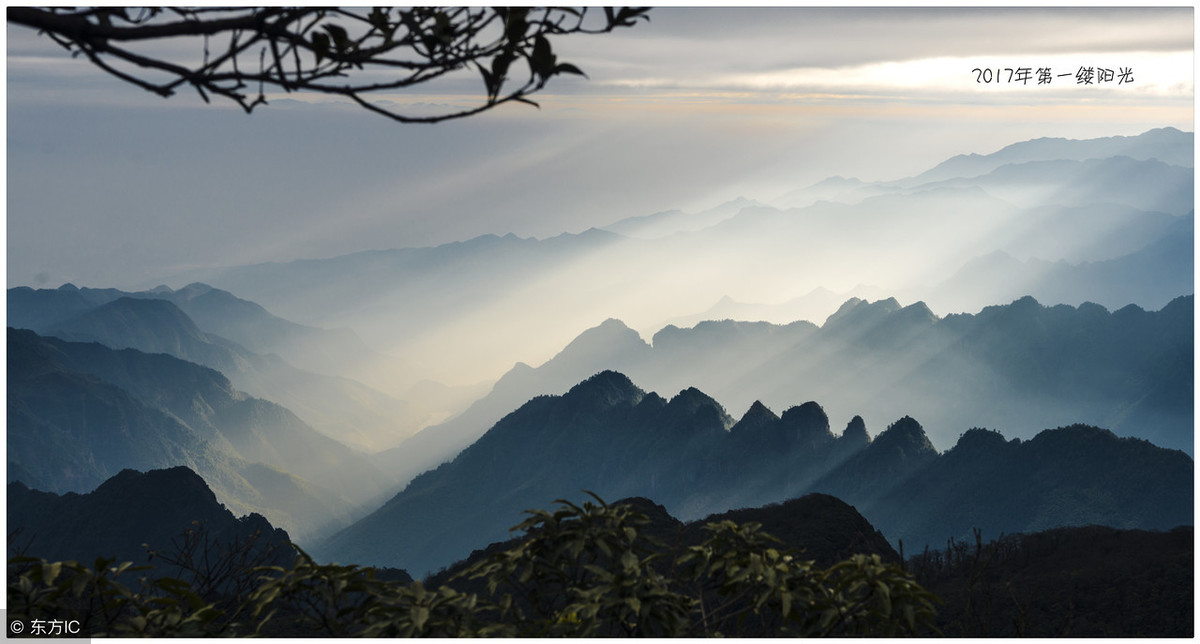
[6,6,1193,289]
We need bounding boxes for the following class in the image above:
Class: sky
[5,6,1194,290]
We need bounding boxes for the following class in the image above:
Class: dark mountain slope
[428,492,896,590]
[323,371,735,575]
[683,494,897,568]
[911,525,1193,637]
[511,294,1192,455]
[322,370,1190,576]
[843,424,1193,554]
[8,284,110,334]
[373,318,653,490]
[18,329,392,506]
[9,282,396,389]
[10,287,426,451]
[7,328,385,542]
[8,467,291,568]
[8,328,220,491]
[808,416,939,507]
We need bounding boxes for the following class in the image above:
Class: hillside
[8,467,292,569]
[320,371,1191,577]
[9,287,427,450]
[387,293,1191,488]
[7,328,392,542]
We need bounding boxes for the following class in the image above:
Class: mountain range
[7,283,464,451]
[5,127,1193,632]
[377,293,1192,491]
[321,370,1192,577]
[161,127,1193,390]
[8,327,396,542]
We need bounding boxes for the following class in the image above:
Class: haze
[6,6,1194,428]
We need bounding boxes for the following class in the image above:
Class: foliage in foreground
[8,494,938,637]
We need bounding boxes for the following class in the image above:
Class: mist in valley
[6,11,1193,627]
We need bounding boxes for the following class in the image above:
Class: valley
[7,126,1194,637]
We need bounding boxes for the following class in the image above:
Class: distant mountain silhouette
[134,282,446,406]
[9,287,426,451]
[775,128,1194,208]
[908,127,1194,185]
[921,156,1192,215]
[665,286,889,330]
[600,196,766,239]
[8,466,291,569]
[8,328,393,542]
[932,212,1193,315]
[173,228,628,384]
[158,127,1191,400]
[398,293,1191,476]
[320,371,1191,577]
[372,318,654,489]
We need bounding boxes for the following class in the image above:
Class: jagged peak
[1027,423,1124,447]
[897,300,938,323]
[841,415,870,444]
[94,466,216,502]
[87,296,201,327]
[872,416,936,455]
[1009,294,1043,309]
[823,296,902,329]
[826,297,865,320]
[1074,301,1110,319]
[1160,294,1193,316]
[667,386,722,411]
[635,391,667,411]
[780,401,830,433]
[557,319,648,358]
[664,387,732,430]
[564,370,644,408]
[951,427,1011,453]
[730,400,779,434]
[176,282,217,297]
[597,317,631,329]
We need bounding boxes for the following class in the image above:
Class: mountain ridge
[385,292,1191,487]
[320,370,1191,577]
[7,327,393,543]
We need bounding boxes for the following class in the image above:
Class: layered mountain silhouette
[381,293,1191,489]
[164,128,1192,393]
[8,466,291,570]
[9,284,431,450]
[904,126,1194,186]
[321,371,1192,577]
[8,327,394,542]
[930,212,1193,314]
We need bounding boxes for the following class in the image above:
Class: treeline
[8,495,935,638]
[906,524,1193,637]
[9,498,1191,637]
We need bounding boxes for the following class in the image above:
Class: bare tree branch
[8,6,651,124]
